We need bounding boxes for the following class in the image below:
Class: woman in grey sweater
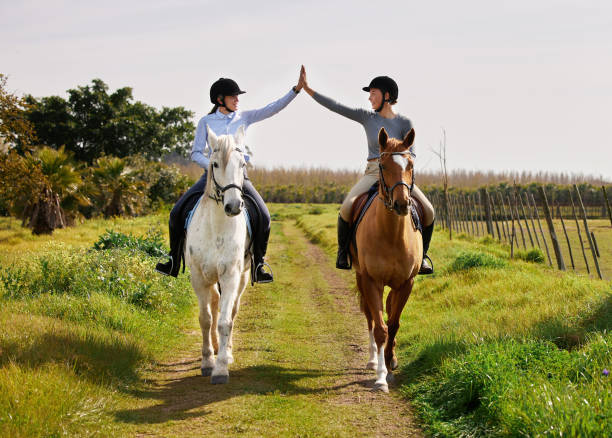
[300,66,435,274]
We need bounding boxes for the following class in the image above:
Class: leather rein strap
[378,151,415,211]
[209,147,244,204]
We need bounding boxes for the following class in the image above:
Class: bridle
[378,151,415,211]
[208,147,245,205]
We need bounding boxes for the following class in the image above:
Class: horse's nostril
[225,204,232,214]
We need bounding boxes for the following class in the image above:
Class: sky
[1,0,611,179]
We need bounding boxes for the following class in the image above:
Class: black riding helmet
[362,76,398,112]
[209,78,246,110]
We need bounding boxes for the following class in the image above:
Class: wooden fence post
[539,186,566,271]
[494,193,507,242]
[590,232,600,258]
[512,190,527,250]
[443,190,452,239]
[524,193,541,250]
[507,193,516,257]
[602,186,612,227]
[574,184,602,279]
[498,192,511,242]
[569,191,590,274]
[530,193,553,266]
[468,194,476,236]
[519,193,535,248]
[481,188,493,236]
[557,205,575,270]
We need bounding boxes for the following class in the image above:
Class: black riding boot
[253,224,273,283]
[155,217,184,278]
[419,221,434,275]
[336,215,351,270]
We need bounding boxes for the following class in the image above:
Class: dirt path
[116,220,422,437]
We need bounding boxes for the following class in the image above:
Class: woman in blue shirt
[300,67,435,274]
[156,74,303,281]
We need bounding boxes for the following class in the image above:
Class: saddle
[349,182,424,251]
[181,192,259,277]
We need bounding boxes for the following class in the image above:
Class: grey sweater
[312,91,414,160]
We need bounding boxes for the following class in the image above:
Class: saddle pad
[185,197,253,239]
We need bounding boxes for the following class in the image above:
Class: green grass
[0,213,195,437]
[452,218,612,279]
[1,205,610,436]
[295,204,612,437]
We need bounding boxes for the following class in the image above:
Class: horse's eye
[213,162,219,168]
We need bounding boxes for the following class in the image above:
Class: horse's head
[206,125,247,216]
[377,127,416,216]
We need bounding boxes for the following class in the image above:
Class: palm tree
[91,156,147,217]
[21,146,89,233]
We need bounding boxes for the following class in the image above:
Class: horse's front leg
[190,268,217,376]
[384,279,413,380]
[360,273,388,392]
[211,266,242,384]
[357,272,377,370]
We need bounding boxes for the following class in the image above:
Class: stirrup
[418,255,434,275]
[155,254,175,277]
[253,262,274,284]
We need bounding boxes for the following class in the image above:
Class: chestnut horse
[350,127,422,393]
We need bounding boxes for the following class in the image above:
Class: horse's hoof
[211,374,229,384]
[372,382,389,393]
[391,357,398,370]
[386,373,396,384]
[201,367,213,377]
[366,361,377,370]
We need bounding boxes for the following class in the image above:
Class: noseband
[209,147,245,205]
[378,151,415,211]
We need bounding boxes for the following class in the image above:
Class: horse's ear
[402,128,415,148]
[234,125,245,146]
[378,127,389,151]
[207,125,217,147]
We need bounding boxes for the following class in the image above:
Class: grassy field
[294,204,611,436]
[1,205,610,437]
[447,218,611,279]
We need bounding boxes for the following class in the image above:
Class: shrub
[449,250,507,272]
[93,229,167,257]
[0,243,187,311]
[517,248,545,264]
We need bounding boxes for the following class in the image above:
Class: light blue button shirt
[191,88,298,168]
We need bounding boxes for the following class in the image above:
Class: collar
[215,108,236,119]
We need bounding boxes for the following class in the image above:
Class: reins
[378,151,415,211]
[208,147,245,205]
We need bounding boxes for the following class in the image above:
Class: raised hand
[300,65,314,96]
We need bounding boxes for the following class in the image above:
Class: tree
[0,74,37,153]
[25,79,195,162]
[90,156,147,217]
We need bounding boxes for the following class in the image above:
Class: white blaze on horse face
[222,148,245,214]
[392,154,409,171]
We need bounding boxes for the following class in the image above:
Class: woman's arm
[190,118,210,169]
[242,66,303,125]
[302,65,366,123]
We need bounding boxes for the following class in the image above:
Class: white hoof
[372,382,389,393]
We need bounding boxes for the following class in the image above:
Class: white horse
[185,126,251,384]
